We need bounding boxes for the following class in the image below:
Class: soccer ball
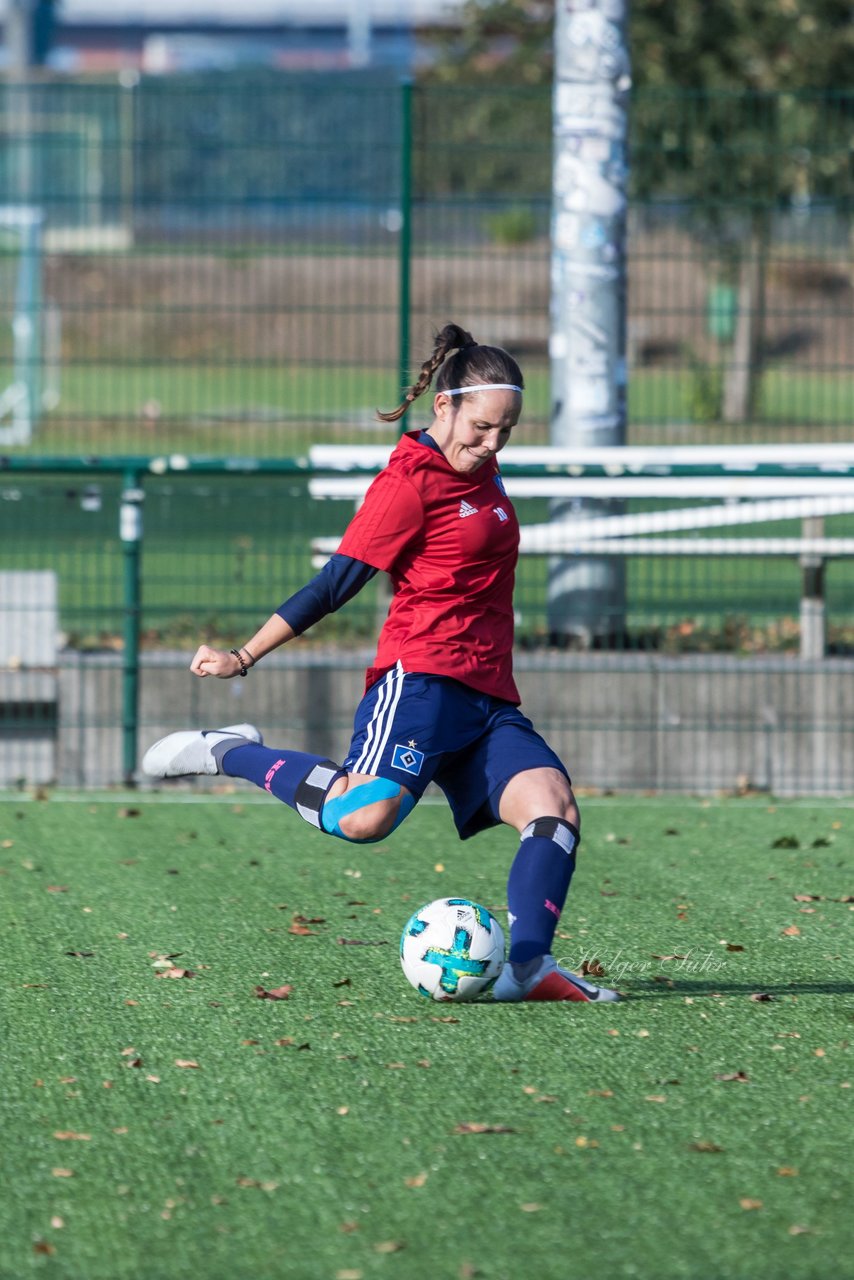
[399,897,505,1002]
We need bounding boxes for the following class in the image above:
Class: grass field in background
[4,366,854,457]
[1,795,851,1280]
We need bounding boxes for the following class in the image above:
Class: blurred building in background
[0,0,466,73]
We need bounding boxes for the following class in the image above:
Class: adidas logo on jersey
[459,500,479,518]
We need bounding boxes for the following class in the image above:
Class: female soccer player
[143,323,619,1004]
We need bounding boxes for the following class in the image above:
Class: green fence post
[398,77,413,407]
[120,468,144,785]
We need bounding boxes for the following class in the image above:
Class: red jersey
[337,431,520,703]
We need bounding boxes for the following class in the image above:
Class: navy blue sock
[506,817,579,964]
[219,743,344,826]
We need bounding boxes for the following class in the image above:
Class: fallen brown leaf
[254,984,293,1000]
[689,1141,724,1153]
[288,916,317,936]
[580,959,606,978]
[174,1059,200,1069]
[715,1071,750,1083]
[53,1131,90,1141]
[781,925,801,937]
[739,1198,763,1211]
[374,1241,406,1254]
[154,967,195,979]
[749,992,775,1002]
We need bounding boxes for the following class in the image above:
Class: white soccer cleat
[142,723,262,778]
[493,954,621,1003]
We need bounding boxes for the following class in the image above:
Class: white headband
[442,383,523,396]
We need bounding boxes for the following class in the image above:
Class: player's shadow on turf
[626,978,854,998]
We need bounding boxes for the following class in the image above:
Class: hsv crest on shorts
[391,743,425,776]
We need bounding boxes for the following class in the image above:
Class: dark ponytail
[376,322,523,423]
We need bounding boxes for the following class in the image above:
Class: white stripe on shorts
[352,661,405,776]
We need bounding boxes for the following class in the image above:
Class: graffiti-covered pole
[548,0,630,644]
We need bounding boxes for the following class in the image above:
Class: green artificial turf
[1,795,851,1280]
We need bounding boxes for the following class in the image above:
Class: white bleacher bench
[308,444,854,563]
[0,570,59,784]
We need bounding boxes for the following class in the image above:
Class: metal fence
[2,452,854,793]
[1,75,853,791]
[1,77,851,452]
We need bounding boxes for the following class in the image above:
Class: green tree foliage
[420,0,853,420]
[424,0,854,94]
[420,0,854,202]
[424,0,554,86]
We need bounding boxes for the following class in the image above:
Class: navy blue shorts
[342,664,570,840]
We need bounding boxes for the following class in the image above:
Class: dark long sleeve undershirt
[276,553,378,635]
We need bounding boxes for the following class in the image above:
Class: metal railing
[0,78,851,454]
[2,451,854,790]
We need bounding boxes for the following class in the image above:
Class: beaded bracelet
[230,647,251,676]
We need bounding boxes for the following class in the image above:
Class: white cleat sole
[142,723,262,778]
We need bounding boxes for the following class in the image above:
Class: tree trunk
[723,226,767,424]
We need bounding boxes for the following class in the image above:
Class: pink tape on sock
[264,758,286,792]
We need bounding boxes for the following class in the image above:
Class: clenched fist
[190,645,241,678]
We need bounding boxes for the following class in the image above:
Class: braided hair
[376,323,524,424]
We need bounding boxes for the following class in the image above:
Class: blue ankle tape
[321,778,415,842]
